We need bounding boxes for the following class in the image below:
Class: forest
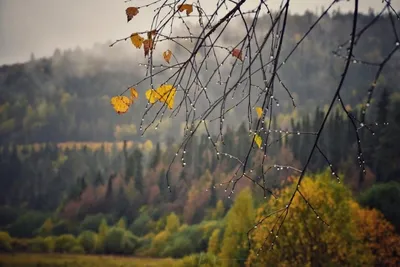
[0,6,400,267]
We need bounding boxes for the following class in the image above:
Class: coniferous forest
[1,6,400,267]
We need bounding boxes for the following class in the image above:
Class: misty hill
[0,10,399,144]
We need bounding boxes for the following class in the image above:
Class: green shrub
[8,211,47,238]
[0,231,12,252]
[28,236,48,252]
[70,244,85,254]
[129,212,152,236]
[54,234,79,253]
[176,253,218,267]
[104,227,139,255]
[80,213,114,233]
[78,230,97,253]
[44,236,55,252]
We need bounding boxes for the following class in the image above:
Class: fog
[0,0,396,65]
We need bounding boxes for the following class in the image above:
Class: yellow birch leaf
[255,107,263,118]
[110,96,132,114]
[130,33,144,49]
[130,87,139,101]
[163,50,172,64]
[156,84,177,109]
[254,134,262,148]
[145,89,158,104]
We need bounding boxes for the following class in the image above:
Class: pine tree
[132,149,144,194]
[149,142,161,169]
[375,93,400,182]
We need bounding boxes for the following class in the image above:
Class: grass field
[0,253,177,267]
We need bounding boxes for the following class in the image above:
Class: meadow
[0,253,177,267]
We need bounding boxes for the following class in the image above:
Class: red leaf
[232,48,243,61]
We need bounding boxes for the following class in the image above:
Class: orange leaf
[255,107,263,118]
[143,39,154,57]
[232,48,243,61]
[130,33,144,49]
[178,4,193,16]
[130,87,139,102]
[126,7,139,22]
[163,50,172,64]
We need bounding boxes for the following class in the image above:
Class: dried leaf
[254,134,262,148]
[178,4,193,16]
[143,39,154,57]
[232,48,243,61]
[256,107,263,119]
[149,29,158,36]
[110,96,132,114]
[130,87,139,101]
[130,33,144,49]
[163,50,172,64]
[126,7,139,22]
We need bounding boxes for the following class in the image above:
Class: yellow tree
[247,172,374,266]
[220,187,255,267]
[353,205,400,267]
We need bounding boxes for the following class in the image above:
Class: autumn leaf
[163,50,172,63]
[178,4,193,15]
[254,134,262,148]
[143,39,154,57]
[126,7,139,22]
[145,89,158,104]
[150,29,158,36]
[255,107,263,118]
[157,84,176,109]
[130,87,139,102]
[145,84,177,109]
[110,96,132,114]
[147,29,158,40]
[130,33,144,49]
[232,48,243,61]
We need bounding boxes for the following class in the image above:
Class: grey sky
[0,0,397,65]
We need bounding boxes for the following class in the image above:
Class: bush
[80,213,114,233]
[176,253,218,267]
[129,212,152,236]
[28,236,50,253]
[44,236,55,252]
[78,230,97,253]
[70,244,85,254]
[161,235,194,258]
[104,227,139,255]
[0,231,12,252]
[8,211,47,238]
[52,220,77,236]
[54,234,79,253]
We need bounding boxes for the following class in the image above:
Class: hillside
[0,11,399,145]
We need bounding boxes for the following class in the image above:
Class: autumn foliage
[246,172,400,266]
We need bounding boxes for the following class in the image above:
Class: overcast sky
[0,0,397,65]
